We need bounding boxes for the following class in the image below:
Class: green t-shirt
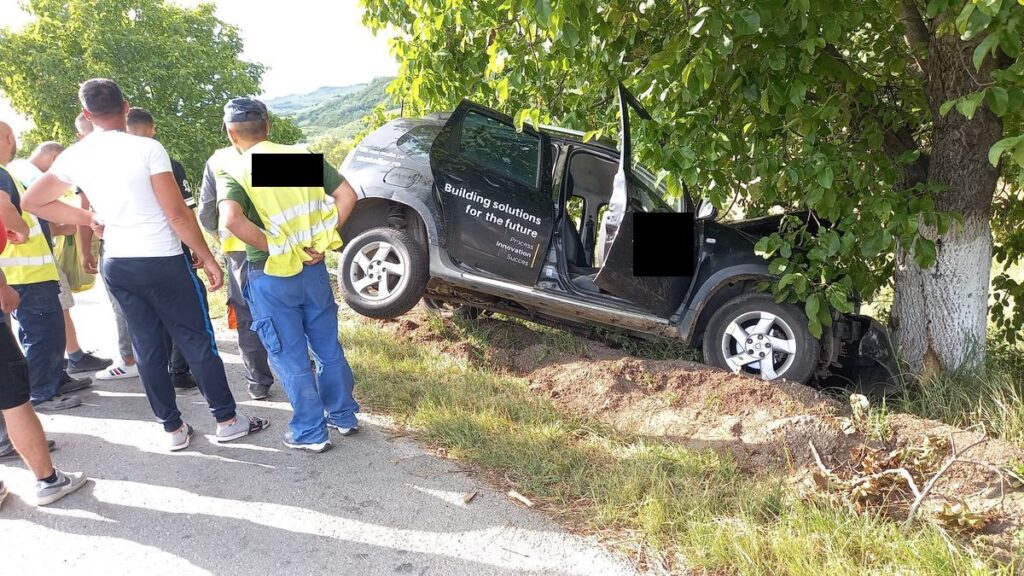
[222,158,346,263]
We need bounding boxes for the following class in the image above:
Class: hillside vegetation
[268,76,392,141]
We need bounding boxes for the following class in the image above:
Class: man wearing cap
[198,101,275,401]
[22,78,269,450]
[218,97,358,453]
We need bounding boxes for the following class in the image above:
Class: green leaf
[582,129,602,143]
[988,135,1022,166]
[768,50,786,71]
[914,236,938,268]
[805,294,820,321]
[534,0,553,24]
[496,77,509,104]
[816,166,833,189]
[732,9,761,36]
[939,99,956,117]
[955,90,986,120]
[972,33,999,70]
[988,86,1008,116]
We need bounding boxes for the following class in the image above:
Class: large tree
[0,0,301,180]
[362,0,1024,375]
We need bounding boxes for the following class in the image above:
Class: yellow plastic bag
[53,235,95,293]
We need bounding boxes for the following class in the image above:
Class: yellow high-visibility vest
[229,141,341,277]
[0,165,59,285]
[208,146,246,253]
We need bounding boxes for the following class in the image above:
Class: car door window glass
[397,124,443,163]
[458,111,540,188]
[567,195,586,231]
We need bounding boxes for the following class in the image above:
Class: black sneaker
[172,372,198,390]
[248,384,271,400]
[67,352,113,374]
[0,440,56,463]
[59,373,93,394]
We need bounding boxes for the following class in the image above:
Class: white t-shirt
[50,131,183,258]
[7,159,42,187]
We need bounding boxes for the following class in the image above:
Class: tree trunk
[891,31,1002,376]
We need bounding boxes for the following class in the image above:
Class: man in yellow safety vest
[0,121,82,412]
[218,97,359,453]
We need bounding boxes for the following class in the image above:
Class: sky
[0,0,398,134]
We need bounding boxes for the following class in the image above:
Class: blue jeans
[103,254,237,432]
[12,282,65,404]
[245,261,358,444]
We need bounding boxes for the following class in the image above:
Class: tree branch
[900,0,930,76]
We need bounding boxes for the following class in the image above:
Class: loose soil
[352,306,1024,563]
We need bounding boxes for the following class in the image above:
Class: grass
[895,340,1024,449]
[339,319,1008,575]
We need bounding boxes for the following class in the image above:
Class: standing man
[125,107,198,391]
[8,142,112,377]
[22,79,269,450]
[198,104,275,401]
[0,214,87,508]
[74,114,139,382]
[0,122,81,411]
[219,98,358,453]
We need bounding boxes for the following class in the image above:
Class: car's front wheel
[702,293,819,383]
[340,226,428,319]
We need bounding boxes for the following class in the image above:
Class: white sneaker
[95,364,139,381]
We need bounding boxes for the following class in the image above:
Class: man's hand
[89,214,105,239]
[0,285,20,314]
[7,229,27,245]
[303,248,324,266]
[200,254,224,292]
[190,250,202,269]
[80,251,98,274]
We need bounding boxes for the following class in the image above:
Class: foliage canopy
[362,0,1024,342]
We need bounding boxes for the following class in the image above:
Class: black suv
[338,86,897,387]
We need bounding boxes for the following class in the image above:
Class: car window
[458,111,540,188]
[397,124,442,163]
[631,165,674,213]
[567,195,585,231]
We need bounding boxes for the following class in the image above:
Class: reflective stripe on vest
[235,141,342,277]
[208,147,246,253]
[0,165,59,285]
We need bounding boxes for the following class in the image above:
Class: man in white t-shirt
[21,78,269,451]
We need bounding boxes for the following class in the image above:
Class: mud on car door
[429,101,555,285]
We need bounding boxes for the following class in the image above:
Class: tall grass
[896,340,1024,449]
[340,321,1006,575]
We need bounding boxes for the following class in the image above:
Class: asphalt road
[0,278,639,576]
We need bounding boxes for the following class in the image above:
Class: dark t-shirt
[171,158,194,207]
[0,165,53,247]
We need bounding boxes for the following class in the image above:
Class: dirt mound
[371,308,1024,556]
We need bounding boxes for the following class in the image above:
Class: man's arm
[198,160,220,233]
[151,172,223,291]
[330,180,358,230]
[21,173,96,227]
[77,192,96,274]
[220,200,269,252]
[0,192,29,242]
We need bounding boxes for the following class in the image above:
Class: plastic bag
[53,235,95,293]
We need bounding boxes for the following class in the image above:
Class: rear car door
[429,101,554,285]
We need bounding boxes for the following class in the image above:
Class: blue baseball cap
[223,97,268,123]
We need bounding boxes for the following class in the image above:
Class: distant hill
[264,84,366,116]
[266,77,393,141]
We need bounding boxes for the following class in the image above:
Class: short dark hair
[226,119,268,140]
[79,78,125,117]
[33,141,65,156]
[126,107,155,126]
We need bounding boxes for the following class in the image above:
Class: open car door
[429,101,555,286]
[593,84,692,317]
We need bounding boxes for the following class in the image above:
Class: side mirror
[697,198,717,220]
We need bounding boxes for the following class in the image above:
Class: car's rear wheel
[702,293,819,383]
[340,227,428,319]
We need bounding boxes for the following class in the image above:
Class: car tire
[702,293,819,383]
[340,226,428,319]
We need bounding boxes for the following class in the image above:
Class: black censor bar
[251,153,325,187]
[632,212,695,277]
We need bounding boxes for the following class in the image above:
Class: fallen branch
[905,431,988,527]
[851,468,922,499]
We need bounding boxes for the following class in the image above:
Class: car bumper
[833,314,902,394]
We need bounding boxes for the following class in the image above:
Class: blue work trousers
[245,261,358,444]
[103,254,237,432]
[12,281,66,404]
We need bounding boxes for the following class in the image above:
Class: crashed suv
[337,85,898,388]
